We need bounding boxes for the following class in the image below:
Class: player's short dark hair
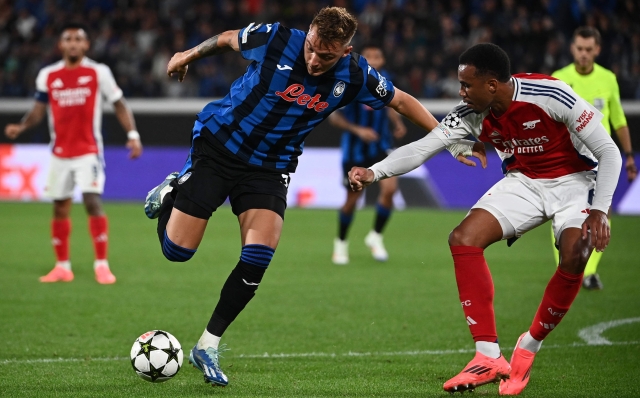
[311,7,357,47]
[459,43,511,83]
[59,22,89,38]
[573,26,601,46]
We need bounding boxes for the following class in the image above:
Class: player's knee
[448,226,470,247]
[161,231,196,262]
[559,246,591,274]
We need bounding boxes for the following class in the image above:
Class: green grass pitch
[0,202,639,397]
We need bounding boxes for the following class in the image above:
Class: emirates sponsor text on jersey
[491,135,550,153]
[51,87,92,107]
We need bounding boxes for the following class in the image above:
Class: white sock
[518,331,542,353]
[476,341,501,359]
[56,261,71,271]
[197,329,221,350]
[94,259,109,270]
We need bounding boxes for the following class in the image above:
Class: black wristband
[625,152,634,157]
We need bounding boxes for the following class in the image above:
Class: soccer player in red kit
[349,43,621,395]
[4,23,142,284]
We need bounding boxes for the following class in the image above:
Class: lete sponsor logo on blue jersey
[193,22,395,172]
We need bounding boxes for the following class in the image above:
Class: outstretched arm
[386,88,439,132]
[4,101,47,139]
[167,30,240,82]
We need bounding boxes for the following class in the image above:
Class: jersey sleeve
[97,64,123,103]
[547,80,604,138]
[608,75,627,130]
[34,69,48,103]
[432,102,484,145]
[239,22,278,62]
[353,60,395,110]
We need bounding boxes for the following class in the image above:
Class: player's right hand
[348,167,374,192]
[4,124,23,139]
[581,209,610,252]
[167,52,189,82]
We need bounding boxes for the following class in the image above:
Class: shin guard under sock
[451,245,497,343]
[529,268,582,341]
[207,245,275,336]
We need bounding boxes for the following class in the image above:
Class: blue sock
[162,230,196,262]
[374,203,392,233]
[240,244,275,268]
[338,211,354,241]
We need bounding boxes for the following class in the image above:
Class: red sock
[89,215,108,260]
[529,268,582,341]
[451,246,497,342]
[52,218,71,262]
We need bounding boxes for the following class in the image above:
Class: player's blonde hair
[311,7,357,48]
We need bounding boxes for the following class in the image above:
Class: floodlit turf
[0,202,639,397]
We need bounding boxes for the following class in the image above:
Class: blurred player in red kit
[4,23,142,284]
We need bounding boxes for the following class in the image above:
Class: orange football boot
[39,266,74,283]
[499,333,536,395]
[444,351,511,393]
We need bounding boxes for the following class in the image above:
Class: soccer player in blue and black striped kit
[143,7,478,387]
[330,44,406,264]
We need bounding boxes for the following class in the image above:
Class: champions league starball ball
[130,330,183,382]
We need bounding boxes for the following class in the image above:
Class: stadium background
[1,2,640,397]
[0,0,639,213]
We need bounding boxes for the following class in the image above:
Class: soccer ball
[130,330,183,382]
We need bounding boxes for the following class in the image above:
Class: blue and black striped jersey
[193,22,396,172]
[339,69,393,165]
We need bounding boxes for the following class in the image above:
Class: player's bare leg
[500,227,591,395]
[364,176,396,262]
[82,193,115,284]
[40,199,74,282]
[191,208,282,386]
[444,209,511,393]
[334,189,363,264]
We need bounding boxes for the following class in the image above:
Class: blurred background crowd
[1,0,639,99]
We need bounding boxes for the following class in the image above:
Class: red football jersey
[436,74,603,179]
[35,57,123,158]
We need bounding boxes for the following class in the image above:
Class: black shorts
[341,153,388,188]
[173,136,289,220]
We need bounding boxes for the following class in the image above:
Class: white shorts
[45,154,105,200]
[472,171,596,244]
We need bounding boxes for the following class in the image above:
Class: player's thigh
[166,207,208,249]
[547,171,597,244]
[46,155,75,200]
[230,170,289,249]
[470,172,548,242]
[74,154,105,195]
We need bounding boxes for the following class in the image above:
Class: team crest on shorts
[178,172,191,184]
[333,81,345,97]
[443,112,462,129]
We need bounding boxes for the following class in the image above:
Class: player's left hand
[581,209,610,252]
[393,122,407,139]
[456,142,487,168]
[167,52,189,82]
[625,155,637,182]
[127,138,143,159]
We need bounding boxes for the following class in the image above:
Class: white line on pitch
[1,340,638,365]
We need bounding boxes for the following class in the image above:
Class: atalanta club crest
[333,81,345,97]
[178,172,191,184]
[443,112,462,129]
